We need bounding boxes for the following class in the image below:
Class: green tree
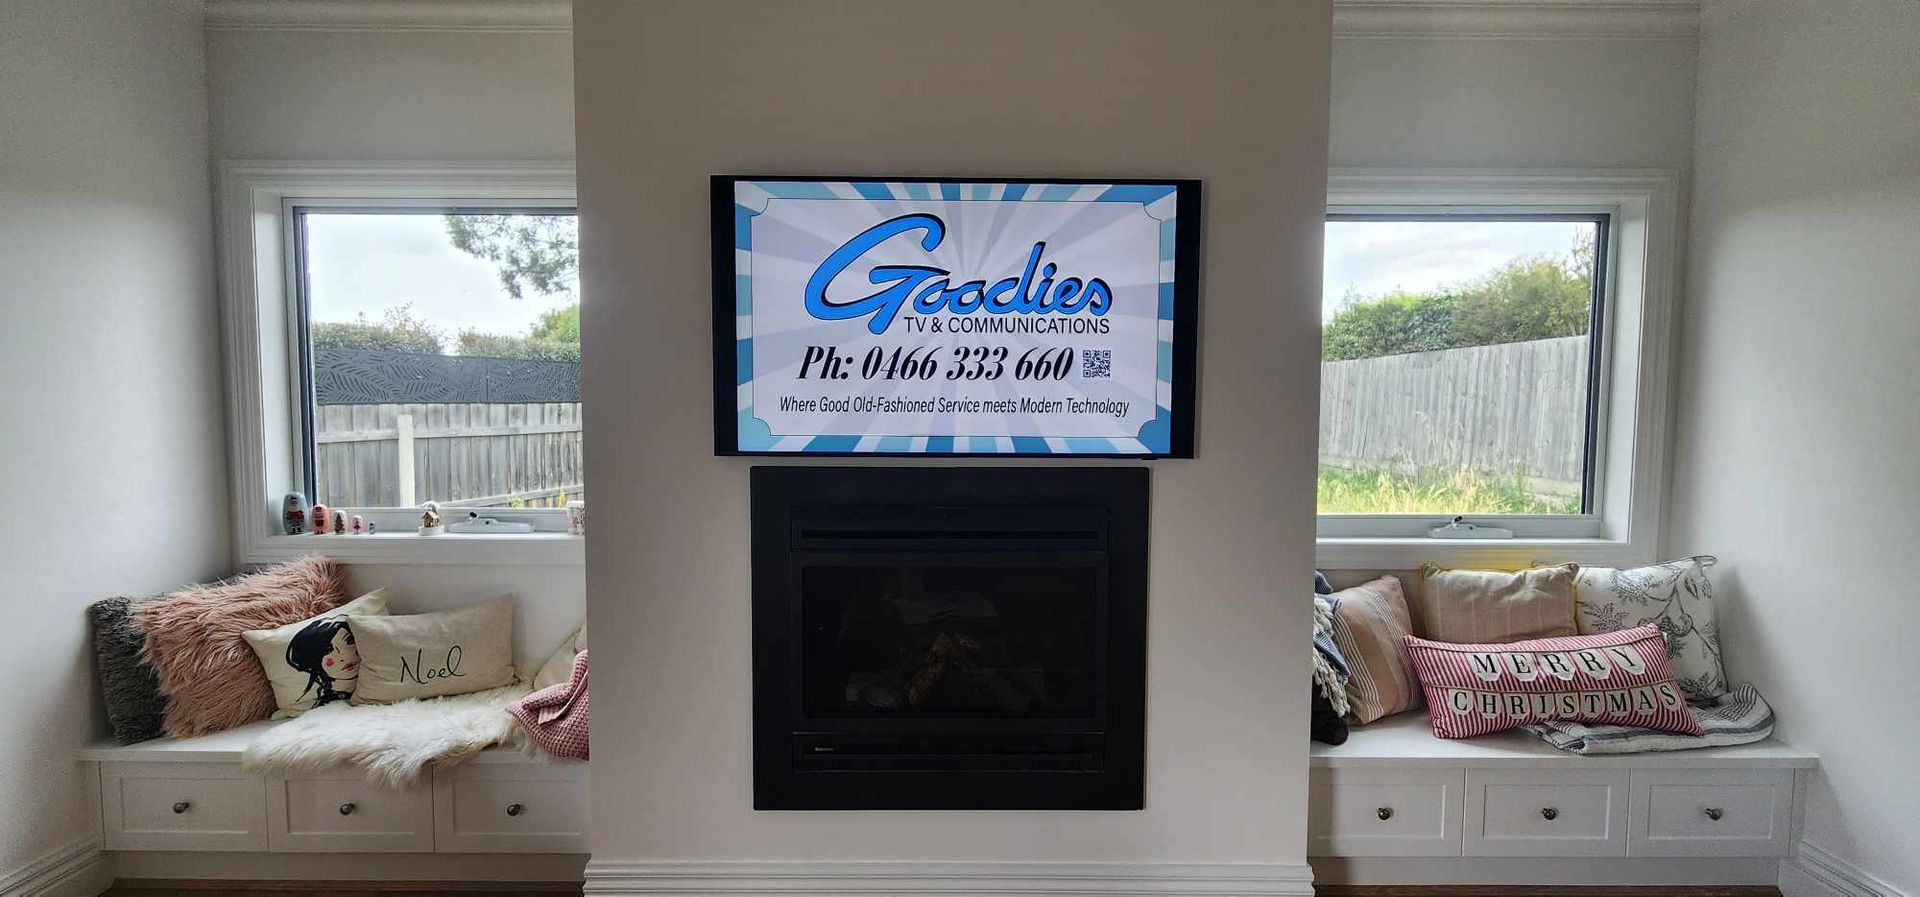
[444,214,578,300]
[1450,255,1592,349]
[528,303,579,343]
[455,328,580,362]
[311,304,445,354]
[1322,243,1593,362]
[1321,288,1459,362]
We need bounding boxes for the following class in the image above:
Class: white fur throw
[243,681,530,789]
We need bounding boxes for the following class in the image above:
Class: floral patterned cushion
[1570,557,1727,703]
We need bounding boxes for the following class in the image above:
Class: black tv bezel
[712,174,1201,459]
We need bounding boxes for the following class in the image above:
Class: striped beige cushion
[1326,576,1422,724]
[1419,564,1579,645]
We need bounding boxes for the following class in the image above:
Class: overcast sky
[1323,219,1592,319]
[304,212,577,336]
[306,211,1586,334]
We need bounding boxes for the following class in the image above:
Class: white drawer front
[267,773,435,852]
[1465,768,1627,857]
[1309,768,1463,857]
[433,763,588,853]
[1629,768,1794,857]
[101,762,266,851]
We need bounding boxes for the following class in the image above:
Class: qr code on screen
[1081,349,1113,380]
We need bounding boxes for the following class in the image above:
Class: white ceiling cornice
[1334,0,1701,40]
[203,0,571,33]
[204,0,1700,40]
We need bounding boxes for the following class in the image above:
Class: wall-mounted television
[713,176,1199,457]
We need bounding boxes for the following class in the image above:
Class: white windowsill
[1315,536,1650,572]
[245,531,585,566]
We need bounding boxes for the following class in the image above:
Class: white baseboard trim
[583,860,1316,896]
[0,836,111,897]
[1791,841,1908,897]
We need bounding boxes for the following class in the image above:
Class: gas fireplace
[751,467,1148,810]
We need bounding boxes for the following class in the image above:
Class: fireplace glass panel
[799,562,1099,719]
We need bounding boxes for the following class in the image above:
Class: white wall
[0,0,228,883]
[1668,2,1920,894]
[206,29,574,160]
[1331,37,1697,170]
[574,0,1329,873]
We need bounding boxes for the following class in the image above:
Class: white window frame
[218,161,582,566]
[1316,169,1680,570]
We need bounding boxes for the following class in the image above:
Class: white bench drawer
[266,773,435,852]
[1309,768,1463,856]
[1465,768,1627,857]
[101,762,266,851]
[433,762,588,853]
[1629,768,1794,856]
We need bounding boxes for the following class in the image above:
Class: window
[217,164,580,564]
[1320,214,1606,517]
[1318,171,1680,568]
[294,209,582,519]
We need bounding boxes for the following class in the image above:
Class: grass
[1317,464,1580,515]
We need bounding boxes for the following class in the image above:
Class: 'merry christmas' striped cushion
[1403,625,1703,740]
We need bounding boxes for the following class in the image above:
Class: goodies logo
[804,213,1113,335]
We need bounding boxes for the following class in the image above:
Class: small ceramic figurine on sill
[331,510,347,536]
[350,514,364,535]
[310,503,331,534]
[418,501,445,536]
[282,493,308,535]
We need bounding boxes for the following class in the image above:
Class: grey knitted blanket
[1525,683,1774,755]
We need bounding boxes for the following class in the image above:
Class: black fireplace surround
[751,467,1148,810]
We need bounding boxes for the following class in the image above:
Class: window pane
[301,210,582,510]
[1319,217,1600,516]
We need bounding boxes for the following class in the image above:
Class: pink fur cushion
[140,556,347,737]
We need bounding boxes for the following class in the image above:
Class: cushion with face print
[244,589,390,718]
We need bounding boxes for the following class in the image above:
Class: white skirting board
[582,861,1317,896]
[1785,841,1910,897]
[0,836,112,897]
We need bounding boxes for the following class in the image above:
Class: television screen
[713,177,1198,457]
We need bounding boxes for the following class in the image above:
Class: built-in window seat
[1309,713,1817,860]
[78,721,586,855]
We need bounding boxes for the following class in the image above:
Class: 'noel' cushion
[348,596,517,704]
[1404,624,1704,739]
[1569,556,1728,703]
[243,588,390,718]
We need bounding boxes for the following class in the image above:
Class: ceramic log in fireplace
[751,467,1147,810]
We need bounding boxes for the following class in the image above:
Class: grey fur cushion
[88,595,167,744]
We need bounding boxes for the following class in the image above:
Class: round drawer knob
[506,803,525,817]
[1376,807,1393,821]
[1541,807,1559,821]
[171,801,190,815]
[1704,807,1724,821]
[339,802,357,816]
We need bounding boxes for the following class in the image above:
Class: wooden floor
[1315,888,1781,896]
[106,885,1777,897]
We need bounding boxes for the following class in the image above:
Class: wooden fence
[314,402,583,509]
[1318,336,1590,496]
